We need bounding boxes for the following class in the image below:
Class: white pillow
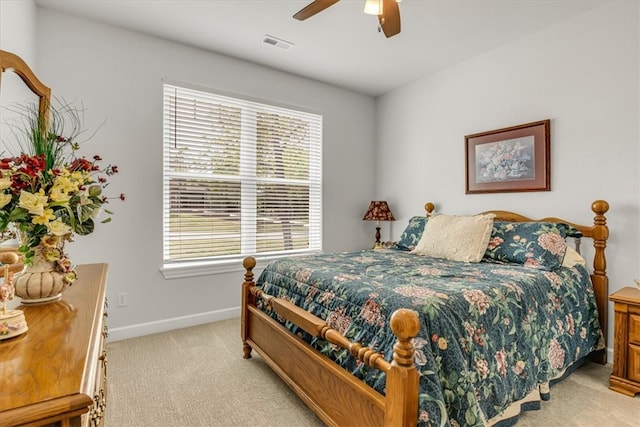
[411,213,496,262]
[561,246,586,268]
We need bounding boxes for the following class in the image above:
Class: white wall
[0,0,37,65]
[0,0,39,148]
[376,1,640,354]
[31,8,376,339]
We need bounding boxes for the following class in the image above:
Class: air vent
[263,35,294,50]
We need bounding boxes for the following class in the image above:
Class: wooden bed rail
[241,256,421,426]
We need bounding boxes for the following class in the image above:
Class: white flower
[46,219,72,236]
[18,190,48,216]
[0,193,12,209]
[0,176,12,190]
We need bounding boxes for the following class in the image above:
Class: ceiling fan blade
[293,0,340,21]
[378,0,401,38]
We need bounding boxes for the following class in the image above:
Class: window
[162,84,322,276]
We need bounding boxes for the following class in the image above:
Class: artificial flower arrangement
[0,100,123,284]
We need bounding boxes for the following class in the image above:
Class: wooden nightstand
[609,286,640,396]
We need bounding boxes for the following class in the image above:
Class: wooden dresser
[0,263,109,427]
[609,286,640,397]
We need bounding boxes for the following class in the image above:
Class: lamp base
[372,242,385,250]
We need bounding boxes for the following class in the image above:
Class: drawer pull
[100,349,108,367]
[89,387,107,426]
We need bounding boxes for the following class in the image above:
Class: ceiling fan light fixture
[293,0,400,38]
[363,0,383,16]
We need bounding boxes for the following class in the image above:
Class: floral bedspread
[255,249,602,427]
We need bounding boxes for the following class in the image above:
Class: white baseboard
[107,307,241,342]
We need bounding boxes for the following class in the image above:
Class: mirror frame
[0,49,51,124]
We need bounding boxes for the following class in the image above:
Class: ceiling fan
[293,0,402,38]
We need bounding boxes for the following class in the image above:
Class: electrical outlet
[117,292,128,307]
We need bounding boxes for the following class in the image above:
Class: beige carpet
[105,318,639,426]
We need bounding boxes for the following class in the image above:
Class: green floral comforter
[255,249,602,426]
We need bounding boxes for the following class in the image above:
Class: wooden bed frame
[241,200,609,427]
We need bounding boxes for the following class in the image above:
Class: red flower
[69,158,94,172]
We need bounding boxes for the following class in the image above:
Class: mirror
[0,51,51,256]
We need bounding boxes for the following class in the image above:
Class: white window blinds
[162,84,322,267]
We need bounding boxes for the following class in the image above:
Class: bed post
[385,309,420,427]
[241,256,256,359]
[589,200,609,364]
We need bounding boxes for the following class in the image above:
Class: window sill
[161,260,247,279]
[160,250,321,279]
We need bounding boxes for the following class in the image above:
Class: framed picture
[465,119,550,194]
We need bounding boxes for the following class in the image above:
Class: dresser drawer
[628,343,640,383]
[629,313,640,345]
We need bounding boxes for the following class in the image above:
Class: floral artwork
[465,120,550,194]
[475,136,534,183]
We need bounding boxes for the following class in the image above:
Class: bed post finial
[592,200,609,218]
[385,309,420,426]
[243,256,256,283]
[424,202,435,216]
[242,256,257,359]
[390,309,420,365]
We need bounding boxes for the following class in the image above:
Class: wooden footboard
[241,257,420,427]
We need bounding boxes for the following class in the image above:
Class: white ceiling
[35,0,607,97]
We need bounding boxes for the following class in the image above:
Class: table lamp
[363,201,395,249]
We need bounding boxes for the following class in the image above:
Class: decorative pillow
[411,213,495,262]
[483,222,571,270]
[556,222,583,238]
[393,216,429,251]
